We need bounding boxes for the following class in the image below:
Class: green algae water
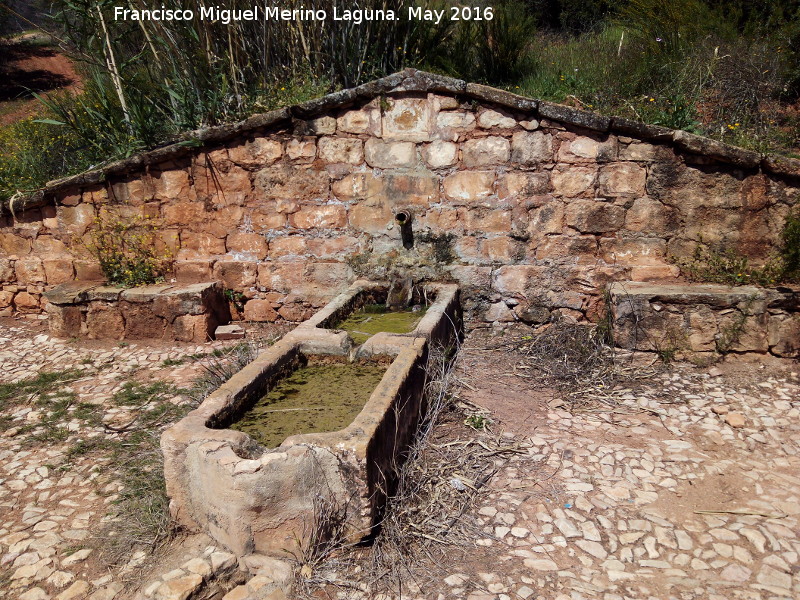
[334,304,427,345]
[230,362,387,448]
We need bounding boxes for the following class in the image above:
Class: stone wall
[1,70,799,324]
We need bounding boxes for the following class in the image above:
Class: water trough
[161,280,461,557]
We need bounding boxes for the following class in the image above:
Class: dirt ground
[0,34,81,124]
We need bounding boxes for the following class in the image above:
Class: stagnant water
[230,362,387,448]
[334,303,427,345]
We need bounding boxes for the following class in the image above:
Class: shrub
[85,212,173,287]
[674,243,785,287]
[0,115,94,205]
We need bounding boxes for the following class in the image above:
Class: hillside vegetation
[0,0,799,204]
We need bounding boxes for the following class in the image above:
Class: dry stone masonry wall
[1,70,798,337]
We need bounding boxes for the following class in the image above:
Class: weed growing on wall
[85,212,174,287]
[674,244,785,287]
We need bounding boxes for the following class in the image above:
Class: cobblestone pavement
[2,319,799,600]
[0,318,247,600]
[430,341,800,600]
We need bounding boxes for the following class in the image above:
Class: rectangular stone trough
[295,279,463,356]
[161,281,462,558]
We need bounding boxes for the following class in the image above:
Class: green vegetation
[0,369,84,406]
[85,211,174,287]
[0,0,799,204]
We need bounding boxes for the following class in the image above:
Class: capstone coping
[607,281,797,308]
[7,68,800,214]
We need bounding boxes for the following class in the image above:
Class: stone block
[121,302,166,339]
[599,237,667,265]
[15,257,46,284]
[557,136,617,163]
[383,96,433,141]
[317,137,364,165]
[153,170,194,201]
[418,208,461,232]
[349,202,393,233]
[483,237,523,262]
[179,232,227,257]
[251,206,287,230]
[443,171,495,204]
[535,235,598,262]
[528,203,565,235]
[477,109,516,129]
[57,204,95,236]
[73,259,104,282]
[619,142,662,162]
[566,200,625,233]
[0,290,13,309]
[269,236,308,258]
[86,304,125,340]
[461,208,512,233]
[494,265,547,297]
[174,260,215,283]
[290,205,347,229]
[286,138,316,161]
[14,291,42,313]
[172,314,214,343]
[216,324,245,340]
[629,265,680,281]
[497,172,550,199]
[164,202,207,227]
[226,233,268,260]
[278,301,313,321]
[212,260,258,290]
[294,116,336,135]
[511,131,554,165]
[195,165,252,206]
[46,303,83,337]
[243,299,279,322]
[551,167,597,197]
[383,172,439,206]
[254,164,330,201]
[227,138,282,168]
[364,139,418,168]
[307,237,361,259]
[445,265,492,290]
[422,140,458,168]
[85,286,123,301]
[43,258,75,285]
[152,283,222,322]
[598,163,646,197]
[337,108,380,135]
[462,136,511,167]
[0,258,14,281]
[435,110,476,132]
[624,197,676,235]
[153,574,203,600]
[485,301,516,322]
[32,236,68,255]
[769,314,800,357]
[258,261,307,292]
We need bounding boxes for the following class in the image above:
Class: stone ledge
[43,281,230,342]
[609,282,799,358]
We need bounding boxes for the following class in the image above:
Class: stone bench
[43,281,230,342]
[608,282,800,359]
